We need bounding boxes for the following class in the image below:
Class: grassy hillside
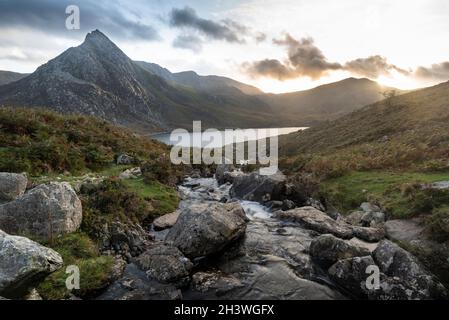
[279,81,449,241]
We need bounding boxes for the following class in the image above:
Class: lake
[149,127,307,148]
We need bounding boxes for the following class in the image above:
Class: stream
[149,174,346,300]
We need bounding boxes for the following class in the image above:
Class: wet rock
[97,263,182,300]
[310,234,371,269]
[0,173,27,202]
[353,226,386,243]
[230,171,286,203]
[134,243,193,284]
[282,200,296,211]
[275,207,353,239]
[166,202,247,258]
[190,271,243,297]
[218,256,345,300]
[215,164,235,185]
[328,256,377,298]
[373,240,448,299]
[153,211,179,231]
[0,230,63,298]
[0,182,82,239]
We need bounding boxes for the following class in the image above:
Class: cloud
[415,62,449,81]
[244,33,342,80]
[173,34,203,53]
[344,55,409,78]
[0,0,160,41]
[169,6,245,43]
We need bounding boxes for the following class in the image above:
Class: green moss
[123,177,179,215]
[37,233,115,300]
[425,206,449,242]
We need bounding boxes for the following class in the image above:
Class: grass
[123,177,179,216]
[37,233,115,300]
[320,170,449,218]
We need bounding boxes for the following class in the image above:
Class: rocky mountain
[135,61,263,95]
[0,30,274,132]
[0,71,27,86]
[262,78,400,126]
[0,30,399,132]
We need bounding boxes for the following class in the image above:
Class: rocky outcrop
[134,243,193,284]
[119,167,141,180]
[230,171,286,203]
[166,202,247,258]
[116,154,136,165]
[0,230,63,298]
[372,240,448,299]
[0,182,82,239]
[0,173,28,202]
[352,226,386,243]
[310,234,370,269]
[153,211,179,231]
[275,207,354,239]
[99,221,150,260]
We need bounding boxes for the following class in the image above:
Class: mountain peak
[85,29,109,42]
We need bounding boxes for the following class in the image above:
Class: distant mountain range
[0,30,401,132]
[0,71,27,86]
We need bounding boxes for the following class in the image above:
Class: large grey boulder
[352,226,386,243]
[0,230,63,298]
[328,256,377,298]
[230,171,286,203]
[0,173,27,202]
[0,182,82,239]
[134,243,193,284]
[215,163,235,185]
[275,207,354,239]
[166,202,247,258]
[372,240,448,299]
[310,234,370,269]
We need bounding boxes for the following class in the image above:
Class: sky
[0,0,448,93]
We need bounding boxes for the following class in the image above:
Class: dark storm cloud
[344,55,409,78]
[244,34,342,80]
[169,6,245,43]
[415,62,449,81]
[173,34,203,53]
[0,0,160,41]
[244,34,414,81]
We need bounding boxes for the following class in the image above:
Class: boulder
[119,167,141,180]
[134,243,193,284]
[215,163,235,185]
[309,234,371,269]
[282,199,296,211]
[153,211,180,231]
[328,256,377,298]
[346,211,365,226]
[166,202,247,258]
[230,171,286,203]
[385,218,425,242]
[190,271,243,296]
[116,154,136,165]
[372,240,448,299]
[0,230,63,298]
[275,207,354,239]
[352,226,386,243]
[360,202,381,213]
[0,182,82,239]
[0,173,27,202]
[361,211,385,228]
